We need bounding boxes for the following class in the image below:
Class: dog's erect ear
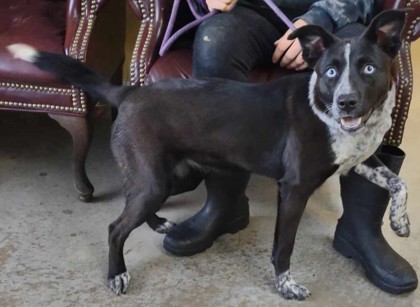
[288,25,338,68]
[362,9,407,59]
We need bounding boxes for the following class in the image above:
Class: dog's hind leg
[353,157,410,237]
[272,182,312,300]
[107,144,172,295]
[108,177,171,294]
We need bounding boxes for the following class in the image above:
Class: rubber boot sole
[163,215,249,257]
[333,235,418,294]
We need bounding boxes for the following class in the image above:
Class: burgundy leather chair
[128,0,420,147]
[0,0,125,201]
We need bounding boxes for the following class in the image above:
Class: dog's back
[113,74,332,179]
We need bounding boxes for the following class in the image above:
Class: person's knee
[192,15,243,78]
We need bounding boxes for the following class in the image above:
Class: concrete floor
[1,43,419,307]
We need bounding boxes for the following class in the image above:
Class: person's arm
[298,0,374,32]
[273,0,374,70]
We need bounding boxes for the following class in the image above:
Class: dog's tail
[7,44,123,108]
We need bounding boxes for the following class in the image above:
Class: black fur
[34,51,120,105]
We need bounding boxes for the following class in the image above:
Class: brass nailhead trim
[70,0,87,57]
[405,1,420,41]
[0,100,85,113]
[78,0,99,60]
[0,82,72,94]
[385,40,414,145]
[130,0,154,86]
[0,82,85,113]
[69,0,101,111]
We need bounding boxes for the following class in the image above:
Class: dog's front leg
[353,156,410,237]
[272,182,311,300]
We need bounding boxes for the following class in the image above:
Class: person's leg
[336,146,417,293]
[192,6,285,80]
[333,23,417,293]
[164,6,283,256]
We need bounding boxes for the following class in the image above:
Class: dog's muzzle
[339,109,373,132]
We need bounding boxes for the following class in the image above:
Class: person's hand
[272,19,308,70]
[206,0,237,12]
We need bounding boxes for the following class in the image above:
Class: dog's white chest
[331,117,392,174]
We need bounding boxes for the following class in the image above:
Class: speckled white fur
[275,270,310,300]
[308,72,396,175]
[354,164,410,236]
[309,68,408,236]
[155,220,177,234]
[108,271,130,295]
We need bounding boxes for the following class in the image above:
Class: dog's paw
[108,272,130,295]
[155,220,176,234]
[275,271,311,300]
[391,213,410,237]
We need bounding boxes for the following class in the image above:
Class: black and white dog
[8,9,410,300]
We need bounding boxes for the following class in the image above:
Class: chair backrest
[129,0,419,146]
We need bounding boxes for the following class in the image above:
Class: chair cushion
[147,49,304,84]
[0,0,67,86]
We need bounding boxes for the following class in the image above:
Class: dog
[7,9,410,301]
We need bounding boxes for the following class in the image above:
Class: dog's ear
[362,9,407,59]
[288,25,338,68]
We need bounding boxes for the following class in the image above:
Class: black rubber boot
[334,145,418,294]
[164,172,250,256]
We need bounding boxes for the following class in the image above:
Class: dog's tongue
[340,117,362,129]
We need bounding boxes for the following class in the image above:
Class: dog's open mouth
[340,109,373,132]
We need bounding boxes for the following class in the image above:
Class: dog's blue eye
[325,68,337,78]
[364,64,376,74]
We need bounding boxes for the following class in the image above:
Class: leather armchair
[0,0,125,201]
[128,0,420,147]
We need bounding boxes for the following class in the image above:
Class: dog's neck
[308,72,396,175]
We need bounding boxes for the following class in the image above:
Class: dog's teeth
[341,117,362,128]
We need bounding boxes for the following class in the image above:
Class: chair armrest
[65,0,112,59]
[381,1,420,145]
[128,0,174,86]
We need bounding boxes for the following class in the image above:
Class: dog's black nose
[337,94,358,111]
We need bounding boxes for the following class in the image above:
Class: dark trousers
[192,5,364,80]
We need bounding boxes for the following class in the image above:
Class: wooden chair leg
[49,113,94,202]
